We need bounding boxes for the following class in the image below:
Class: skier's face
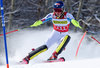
[54,8,63,17]
[55,12,62,17]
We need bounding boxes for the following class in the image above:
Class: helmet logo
[55,3,60,5]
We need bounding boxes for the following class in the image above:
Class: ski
[14,57,65,65]
[43,57,65,63]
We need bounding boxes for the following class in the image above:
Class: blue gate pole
[0,0,9,68]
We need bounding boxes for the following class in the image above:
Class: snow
[1,58,100,68]
[0,27,100,68]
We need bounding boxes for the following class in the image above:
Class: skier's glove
[30,20,43,27]
[71,19,83,30]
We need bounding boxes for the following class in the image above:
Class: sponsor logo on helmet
[55,3,60,5]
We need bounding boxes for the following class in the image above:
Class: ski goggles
[53,8,63,12]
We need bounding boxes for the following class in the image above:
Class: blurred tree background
[0,0,100,33]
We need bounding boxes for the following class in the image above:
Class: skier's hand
[30,20,43,27]
[85,27,89,32]
[71,19,83,30]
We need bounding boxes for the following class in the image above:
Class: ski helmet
[53,1,64,12]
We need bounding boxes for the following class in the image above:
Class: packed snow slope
[1,58,100,68]
[0,27,100,68]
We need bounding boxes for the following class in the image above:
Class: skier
[21,1,82,64]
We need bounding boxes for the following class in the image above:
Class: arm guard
[30,20,43,27]
[71,19,82,29]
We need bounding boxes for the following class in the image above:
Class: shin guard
[28,45,48,60]
[56,35,71,55]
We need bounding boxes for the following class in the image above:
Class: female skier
[21,1,82,64]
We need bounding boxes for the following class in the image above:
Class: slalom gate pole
[0,0,9,68]
[75,31,87,57]
[91,36,100,44]
[0,29,19,36]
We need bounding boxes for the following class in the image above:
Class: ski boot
[58,57,65,61]
[48,51,58,60]
[20,56,30,64]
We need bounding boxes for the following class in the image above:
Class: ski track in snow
[0,27,100,68]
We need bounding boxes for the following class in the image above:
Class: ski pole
[75,31,87,57]
[0,25,32,37]
[0,29,19,36]
[91,36,100,44]
[0,0,9,68]
[0,26,31,37]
